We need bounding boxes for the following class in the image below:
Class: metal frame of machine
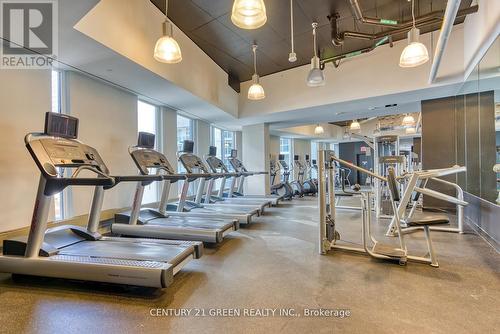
[0,113,202,288]
[318,149,452,267]
[112,133,239,244]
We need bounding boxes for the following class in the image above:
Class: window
[177,115,195,194]
[310,141,318,163]
[211,127,223,159]
[222,130,235,170]
[177,115,194,154]
[138,100,159,204]
[280,137,293,173]
[51,70,64,220]
[211,126,235,171]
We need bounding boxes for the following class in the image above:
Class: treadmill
[228,149,283,206]
[205,146,272,212]
[113,133,239,243]
[167,140,260,225]
[0,113,202,288]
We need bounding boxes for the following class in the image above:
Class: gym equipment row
[0,113,291,289]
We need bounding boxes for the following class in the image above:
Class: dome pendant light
[288,0,297,62]
[306,22,325,87]
[314,124,324,135]
[402,114,416,126]
[350,119,361,131]
[248,45,265,100]
[231,0,267,30]
[399,0,429,68]
[154,0,182,64]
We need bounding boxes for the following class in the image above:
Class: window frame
[137,100,161,204]
[177,114,196,195]
[211,126,235,171]
[51,70,65,221]
[280,137,293,170]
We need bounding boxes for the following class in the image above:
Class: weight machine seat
[407,213,450,226]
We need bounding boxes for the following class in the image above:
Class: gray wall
[422,91,497,207]
[421,91,498,249]
[339,141,374,185]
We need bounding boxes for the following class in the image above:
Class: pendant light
[343,128,351,139]
[288,0,297,62]
[153,0,182,64]
[402,114,416,126]
[248,45,265,100]
[231,0,267,30]
[306,22,325,87]
[350,119,361,131]
[399,0,429,68]
[314,124,324,134]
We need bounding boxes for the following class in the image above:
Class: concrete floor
[0,197,498,334]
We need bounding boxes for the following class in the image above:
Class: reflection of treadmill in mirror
[113,133,239,244]
[225,149,282,206]
[172,140,260,224]
[0,112,202,288]
[205,146,272,212]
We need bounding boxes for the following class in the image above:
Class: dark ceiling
[151,0,474,89]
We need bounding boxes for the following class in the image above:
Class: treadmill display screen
[138,132,155,149]
[44,112,78,139]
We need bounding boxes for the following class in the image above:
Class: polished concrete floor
[0,197,499,334]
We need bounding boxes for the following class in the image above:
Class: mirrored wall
[454,36,500,205]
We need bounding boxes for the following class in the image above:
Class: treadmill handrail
[113,175,163,187]
[161,174,187,181]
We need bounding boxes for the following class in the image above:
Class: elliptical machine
[290,155,305,197]
[270,155,293,200]
[301,155,317,195]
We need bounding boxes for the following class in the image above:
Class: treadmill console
[44,112,78,139]
[179,154,210,174]
[206,155,228,172]
[27,113,109,177]
[228,157,246,172]
[137,132,155,149]
[208,146,217,157]
[130,148,176,176]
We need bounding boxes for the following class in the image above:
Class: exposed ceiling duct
[323,3,478,69]
[340,5,478,42]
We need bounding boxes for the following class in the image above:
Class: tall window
[211,127,223,159]
[138,100,159,204]
[310,141,318,163]
[177,115,194,154]
[280,137,293,171]
[177,115,195,194]
[223,130,235,170]
[211,126,235,171]
[51,70,64,220]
